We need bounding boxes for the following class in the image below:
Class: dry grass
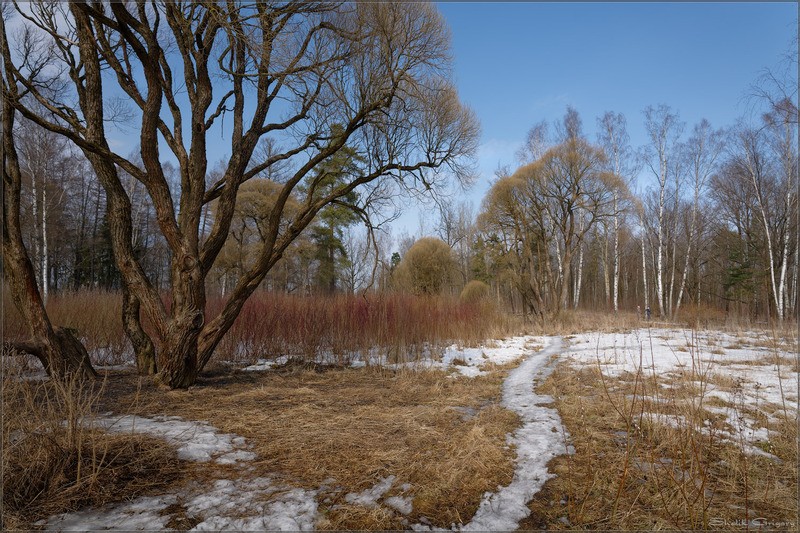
[97,362,520,530]
[532,310,643,336]
[1,369,185,530]
[521,360,798,530]
[3,289,128,365]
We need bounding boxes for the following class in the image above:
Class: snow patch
[461,337,570,531]
[344,475,395,507]
[384,495,414,515]
[95,414,257,464]
[188,478,318,531]
[563,328,797,458]
[41,495,176,531]
[40,415,319,531]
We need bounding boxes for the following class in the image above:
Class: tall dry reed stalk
[4,288,518,367]
[209,292,516,365]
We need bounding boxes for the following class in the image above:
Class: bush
[392,237,455,295]
[460,280,491,304]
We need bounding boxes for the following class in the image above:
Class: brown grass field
[3,291,798,530]
[520,363,798,530]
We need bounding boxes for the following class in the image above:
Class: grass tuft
[1,368,184,530]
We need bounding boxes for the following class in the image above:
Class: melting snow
[384,495,414,515]
[41,495,177,531]
[95,414,257,464]
[344,475,396,507]
[40,415,317,531]
[188,478,318,531]
[460,337,570,531]
[563,328,798,458]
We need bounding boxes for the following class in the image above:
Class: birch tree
[597,111,634,313]
[674,120,725,315]
[642,105,684,317]
[733,120,794,321]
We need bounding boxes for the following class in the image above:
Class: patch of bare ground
[520,363,798,530]
[94,360,520,530]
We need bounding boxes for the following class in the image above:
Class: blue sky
[18,2,789,241]
[395,1,797,237]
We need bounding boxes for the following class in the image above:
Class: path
[460,336,569,531]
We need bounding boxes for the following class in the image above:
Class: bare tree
[481,108,626,317]
[516,120,550,164]
[732,104,797,321]
[339,225,373,293]
[3,2,478,388]
[436,199,475,284]
[673,120,725,316]
[12,116,75,302]
[597,111,634,313]
[2,10,96,378]
[642,104,684,317]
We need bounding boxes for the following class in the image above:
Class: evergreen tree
[305,125,365,293]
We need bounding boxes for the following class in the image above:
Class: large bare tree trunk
[1,78,96,380]
[122,286,157,375]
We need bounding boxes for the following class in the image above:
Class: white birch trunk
[41,179,48,303]
[747,155,783,321]
[675,206,696,315]
[656,153,666,317]
[31,171,41,285]
[668,230,677,317]
[641,232,649,311]
[792,227,799,315]
[574,246,584,309]
[573,211,586,309]
[613,193,620,313]
[602,226,610,305]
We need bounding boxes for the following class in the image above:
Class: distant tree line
[472,96,797,321]
[5,53,797,324]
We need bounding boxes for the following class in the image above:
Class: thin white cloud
[477,138,522,172]
[530,93,571,114]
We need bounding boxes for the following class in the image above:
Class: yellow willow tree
[2,1,479,388]
[481,108,627,317]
